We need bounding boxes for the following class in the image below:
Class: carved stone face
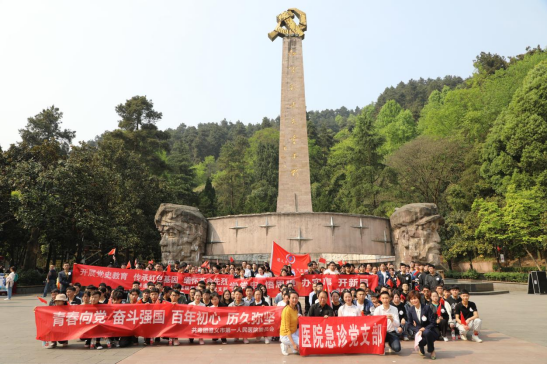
[155,204,208,265]
[390,203,444,266]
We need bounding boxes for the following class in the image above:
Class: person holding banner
[307,291,334,317]
[407,290,438,360]
[280,291,300,356]
[374,292,402,353]
[250,289,271,344]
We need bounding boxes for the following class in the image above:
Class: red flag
[200,261,209,268]
[337,260,343,266]
[37,296,48,304]
[127,261,131,269]
[387,279,394,288]
[166,264,172,273]
[437,298,445,317]
[107,248,116,255]
[270,241,310,276]
[148,260,154,264]
[460,311,467,326]
[229,257,234,263]
[319,257,327,264]
[207,262,211,270]
[396,277,401,287]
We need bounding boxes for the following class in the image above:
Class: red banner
[270,241,311,276]
[35,304,282,342]
[73,264,298,294]
[298,316,387,356]
[295,274,379,295]
[72,264,378,296]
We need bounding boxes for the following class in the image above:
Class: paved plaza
[0,291,546,364]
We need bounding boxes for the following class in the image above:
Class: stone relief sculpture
[390,203,444,266]
[154,203,208,265]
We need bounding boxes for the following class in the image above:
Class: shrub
[483,272,528,282]
[492,264,546,273]
[444,269,480,280]
[17,269,45,285]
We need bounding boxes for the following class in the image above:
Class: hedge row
[483,272,528,283]
[443,269,481,280]
[492,264,546,273]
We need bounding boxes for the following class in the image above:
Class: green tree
[115,96,163,131]
[19,105,75,154]
[481,61,547,194]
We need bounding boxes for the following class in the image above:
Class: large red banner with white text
[298,316,387,356]
[270,241,310,276]
[72,264,378,295]
[35,304,282,341]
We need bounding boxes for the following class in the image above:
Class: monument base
[205,212,393,262]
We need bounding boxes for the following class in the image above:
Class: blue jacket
[407,303,437,334]
[377,271,390,287]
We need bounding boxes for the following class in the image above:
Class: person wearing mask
[307,291,334,317]
[374,292,402,354]
[279,291,300,356]
[338,291,361,317]
[58,263,72,293]
[455,289,483,343]
[250,289,271,344]
[407,290,438,360]
[4,266,16,301]
[43,265,57,298]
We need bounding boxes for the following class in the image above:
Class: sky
[1,0,546,149]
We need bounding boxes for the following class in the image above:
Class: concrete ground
[0,291,545,364]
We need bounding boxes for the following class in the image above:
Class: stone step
[470,290,509,296]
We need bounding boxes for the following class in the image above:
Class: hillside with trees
[1,46,546,274]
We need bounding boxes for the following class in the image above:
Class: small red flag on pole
[127,261,131,269]
[200,261,209,268]
[166,264,172,273]
[37,297,48,304]
[229,257,234,263]
[319,257,327,264]
[107,248,116,255]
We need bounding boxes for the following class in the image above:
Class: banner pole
[270,241,274,272]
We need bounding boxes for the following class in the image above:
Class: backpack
[14,273,19,282]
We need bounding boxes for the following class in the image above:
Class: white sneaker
[403,336,409,341]
[280,343,289,356]
[4,298,10,301]
[199,339,205,345]
[243,338,249,344]
[265,338,270,344]
[460,333,468,341]
[292,348,299,354]
[443,336,449,342]
[385,345,392,354]
[471,335,483,343]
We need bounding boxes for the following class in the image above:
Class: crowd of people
[40,259,483,358]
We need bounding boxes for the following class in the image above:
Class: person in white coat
[4,266,16,300]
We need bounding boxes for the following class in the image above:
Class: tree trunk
[45,242,53,272]
[524,247,542,271]
[24,227,40,270]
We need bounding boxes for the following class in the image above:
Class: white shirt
[338,304,361,317]
[415,305,422,323]
[264,272,273,278]
[277,301,287,307]
[254,273,267,278]
[373,305,400,332]
[189,302,205,306]
[323,269,340,275]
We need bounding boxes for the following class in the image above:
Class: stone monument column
[270,9,313,213]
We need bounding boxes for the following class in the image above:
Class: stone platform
[206,212,393,262]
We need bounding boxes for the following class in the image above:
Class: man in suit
[407,290,438,360]
[377,263,390,287]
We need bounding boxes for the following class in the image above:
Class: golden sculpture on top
[268,8,307,42]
